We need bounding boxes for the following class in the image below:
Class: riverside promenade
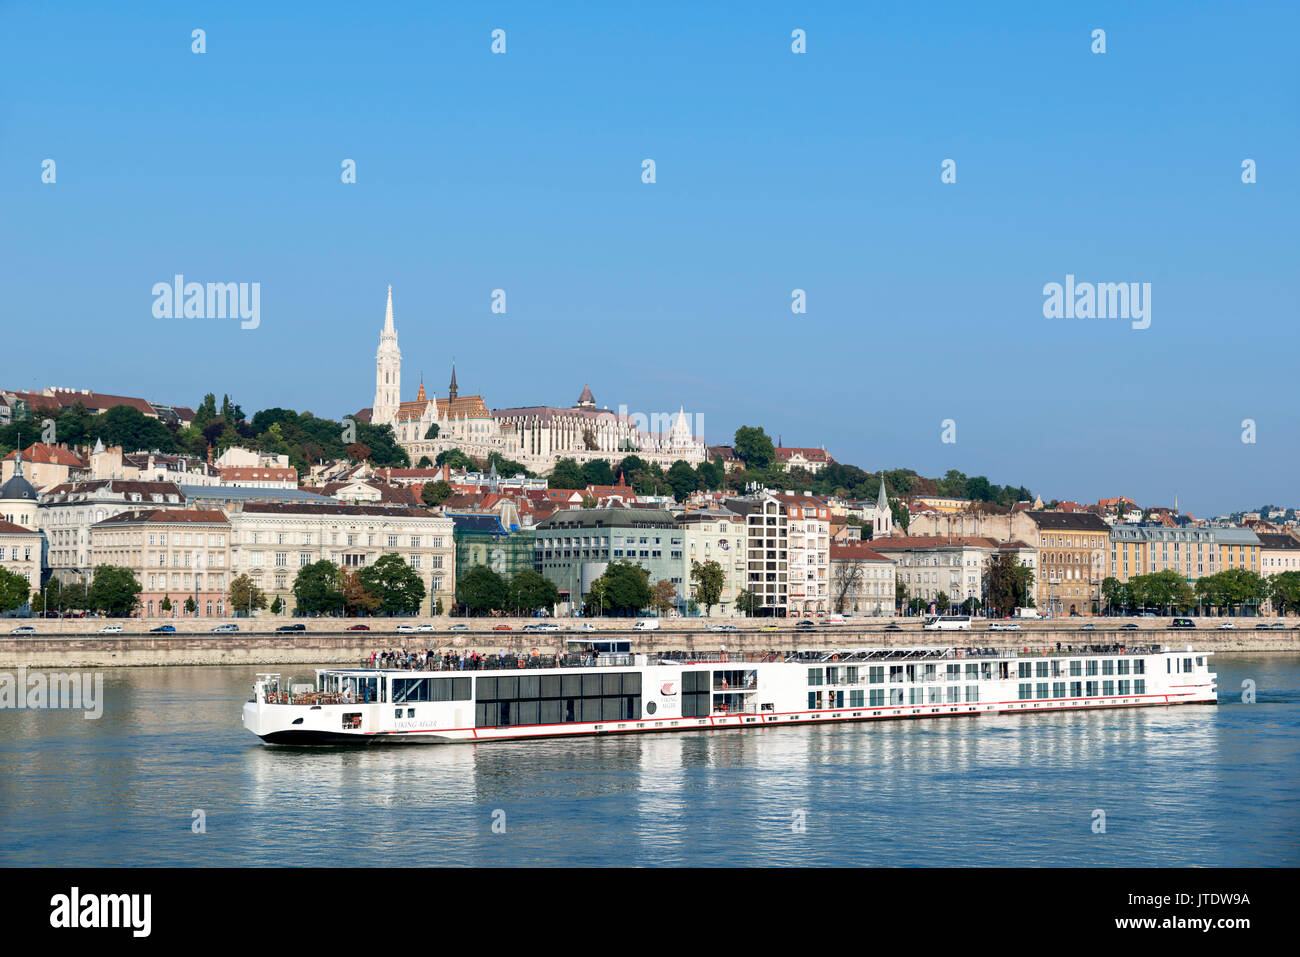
[1,617,1295,668]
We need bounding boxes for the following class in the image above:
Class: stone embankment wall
[0,617,1294,668]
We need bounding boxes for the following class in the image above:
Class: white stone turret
[373,285,402,427]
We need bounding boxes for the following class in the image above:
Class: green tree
[580,459,614,487]
[935,591,950,613]
[424,423,440,440]
[416,455,433,468]
[666,460,699,502]
[548,457,585,489]
[593,560,653,615]
[733,425,775,470]
[228,574,267,616]
[293,560,344,616]
[88,565,142,617]
[508,569,559,616]
[690,560,725,616]
[159,596,172,613]
[421,480,453,506]
[735,588,759,616]
[1268,571,1300,616]
[435,447,477,471]
[269,595,283,615]
[457,565,509,615]
[0,567,30,613]
[184,596,196,615]
[358,553,427,616]
[982,554,1034,618]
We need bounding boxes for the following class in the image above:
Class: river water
[1,654,1296,867]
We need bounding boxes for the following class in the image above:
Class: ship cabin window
[342,713,361,730]
[807,668,823,686]
[1052,682,1065,698]
[1018,683,1032,701]
[336,676,379,703]
[391,677,471,703]
[1102,660,1114,675]
[476,671,643,728]
[1035,661,1049,678]
[1134,659,1145,674]
[1184,658,1193,673]
[965,686,978,703]
[1135,679,1146,694]
[869,666,884,684]
[1085,681,1098,696]
[1069,660,1081,677]
[946,664,960,681]
[889,666,904,684]
[1167,658,1173,673]
[1117,660,1130,675]
[1196,657,1204,667]
[1018,662,1032,679]
[1086,660,1099,676]
[1070,682,1082,697]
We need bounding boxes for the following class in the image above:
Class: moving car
[795,620,816,630]
[449,623,469,631]
[346,624,370,631]
[567,622,596,632]
[275,623,306,632]
[149,625,176,634]
[1120,623,1139,630]
[1218,622,1235,629]
[989,622,1021,631]
[1169,618,1196,629]
[1081,623,1096,631]
[492,624,513,631]
[884,623,902,631]
[760,624,779,631]
[396,624,418,633]
[632,619,660,631]
[416,624,436,632]
[98,625,123,634]
[10,625,36,635]
[523,622,560,632]
[211,623,239,633]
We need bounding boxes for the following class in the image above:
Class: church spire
[877,475,889,510]
[383,284,395,334]
[448,362,458,401]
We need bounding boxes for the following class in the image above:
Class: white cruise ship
[242,641,1217,745]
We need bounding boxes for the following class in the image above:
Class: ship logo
[660,682,677,696]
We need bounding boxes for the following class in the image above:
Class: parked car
[1169,618,1196,630]
[1218,622,1235,629]
[1269,622,1285,629]
[795,621,816,630]
[449,623,469,631]
[632,619,660,631]
[211,623,239,633]
[149,625,176,634]
[346,624,370,631]
[1120,623,1139,630]
[416,623,436,632]
[10,625,36,635]
[276,623,306,633]
[492,624,513,631]
[98,625,123,634]
[523,622,560,632]
[1254,623,1270,630]
[1081,623,1096,631]
[990,622,1021,631]
[396,624,418,633]
[760,624,779,631]
[567,622,596,632]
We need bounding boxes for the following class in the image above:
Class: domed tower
[0,451,39,528]
[373,285,402,427]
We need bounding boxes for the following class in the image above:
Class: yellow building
[1029,512,1110,616]
[1108,525,1260,583]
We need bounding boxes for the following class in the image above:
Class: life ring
[831,654,839,662]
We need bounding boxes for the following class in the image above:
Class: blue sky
[1,1,1296,517]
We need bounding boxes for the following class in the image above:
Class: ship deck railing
[346,643,1167,675]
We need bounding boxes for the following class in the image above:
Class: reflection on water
[0,656,1296,866]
